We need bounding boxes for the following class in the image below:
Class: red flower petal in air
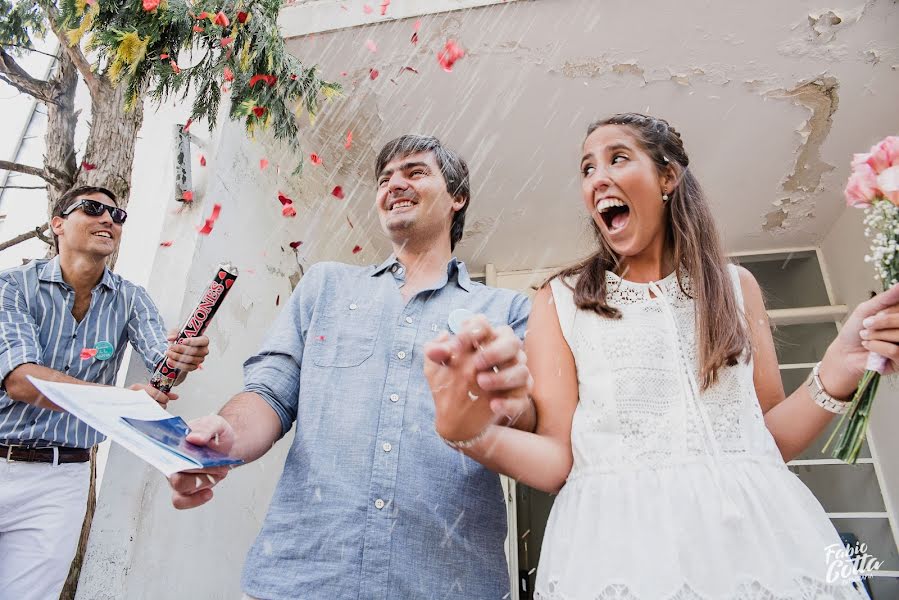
[170,59,181,74]
[160,240,174,247]
[365,40,378,53]
[80,348,98,360]
[182,118,193,132]
[289,241,303,249]
[81,161,96,171]
[437,40,465,72]
[331,186,345,199]
[380,0,390,15]
[369,68,379,80]
[200,155,206,167]
[197,221,213,235]
[352,245,362,254]
[210,203,221,220]
[282,205,297,218]
[277,192,293,206]
[237,11,248,23]
[363,4,372,13]
[213,11,230,26]
[252,106,266,117]
[345,130,353,149]
[259,158,269,170]
[182,190,194,202]
[310,153,323,165]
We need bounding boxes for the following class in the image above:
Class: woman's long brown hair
[555,113,750,389]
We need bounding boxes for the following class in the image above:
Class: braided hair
[553,113,750,389]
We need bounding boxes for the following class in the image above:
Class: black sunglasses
[62,198,128,225]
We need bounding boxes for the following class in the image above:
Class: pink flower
[845,163,880,208]
[877,165,899,206]
[866,136,899,173]
[143,0,160,12]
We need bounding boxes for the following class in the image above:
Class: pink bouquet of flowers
[825,135,899,463]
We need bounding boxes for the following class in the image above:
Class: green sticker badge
[94,341,114,361]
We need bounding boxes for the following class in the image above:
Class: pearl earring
[662,193,669,202]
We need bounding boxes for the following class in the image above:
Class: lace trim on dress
[535,576,869,600]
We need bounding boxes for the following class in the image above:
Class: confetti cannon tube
[150,263,238,393]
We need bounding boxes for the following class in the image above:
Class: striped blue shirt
[0,256,168,448]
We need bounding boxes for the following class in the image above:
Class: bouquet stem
[824,356,885,464]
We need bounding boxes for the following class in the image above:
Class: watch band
[807,362,851,415]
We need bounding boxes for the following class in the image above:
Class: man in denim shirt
[169,135,534,599]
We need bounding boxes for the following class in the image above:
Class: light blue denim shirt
[242,256,530,600]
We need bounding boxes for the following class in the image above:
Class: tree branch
[0,184,48,189]
[2,44,60,60]
[0,47,56,104]
[0,160,60,185]
[0,224,50,253]
[42,3,102,99]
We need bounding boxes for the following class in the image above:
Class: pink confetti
[310,153,323,165]
[160,240,174,247]
[331,186,345,199]
[352,245,362,254]
[81,161,96,171]
[437,40,465,72]
[340,71,348,77]
[282,205,297,218]
[380,0,390,15]
[369,68,379,80]
[260,158,269,170]
[80,348,98,360]
[199,155,206,166]
[277,192,293,206]
[182,118,193,132]
[220,37,234,48]
[289,241,304,249]
[400,66,419,75]
[181,190,194,202]
[363,4,372,14]
[317,335,325,341]
[345,130,353,149]
[197,203,222,235]
[365,40,378,53]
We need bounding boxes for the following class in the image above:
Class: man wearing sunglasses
[0,185,210,599]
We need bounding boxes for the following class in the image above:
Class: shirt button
[404,316,413,324]
[349,303,358,310]
[390,265,399,273]
[389,393,399,402]
[397,351,406,360]
[382,442,392,452]
[375,498,385,509]
[64,366,70,371]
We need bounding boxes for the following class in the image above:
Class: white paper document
[27,377,240,476]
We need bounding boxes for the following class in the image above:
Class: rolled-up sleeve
[126,285,169,373]
[508,291,531,340]
[244,264,322,436]
[0,274,43,387]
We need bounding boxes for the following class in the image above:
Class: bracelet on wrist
[807,362,852,415]
[439,424,491,450]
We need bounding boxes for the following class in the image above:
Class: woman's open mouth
[596,198,631,233]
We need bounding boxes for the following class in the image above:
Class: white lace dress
[535,266,868,600]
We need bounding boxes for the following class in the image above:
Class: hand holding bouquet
[825,136,899,463]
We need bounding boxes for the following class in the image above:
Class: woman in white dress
[427,113,899,599]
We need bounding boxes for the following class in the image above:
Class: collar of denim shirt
[371,254,473,292]
[37,255,118,291]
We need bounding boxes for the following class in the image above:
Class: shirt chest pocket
[310,299,380,368]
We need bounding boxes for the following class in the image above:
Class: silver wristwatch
[807,362,851,415]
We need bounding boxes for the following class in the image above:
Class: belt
[1,444,91,463]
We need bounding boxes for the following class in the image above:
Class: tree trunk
[58,77,145,600]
